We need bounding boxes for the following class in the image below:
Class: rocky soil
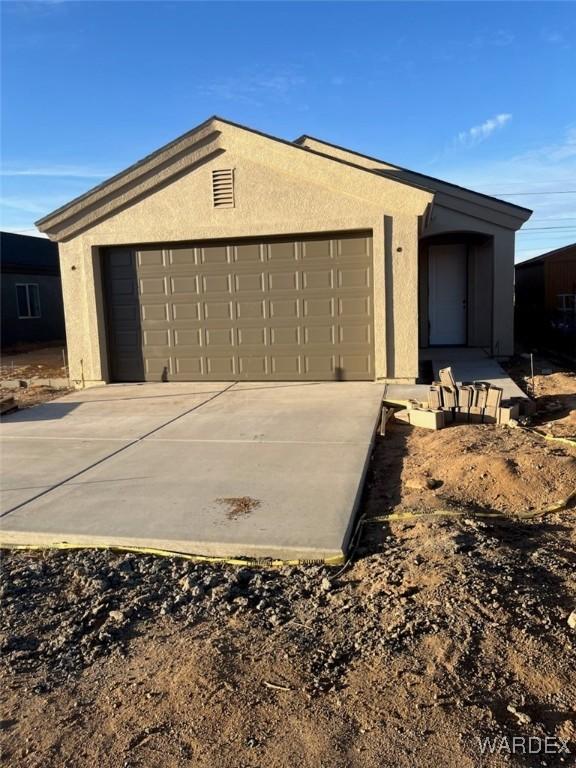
[503,355,576,439]
[1,381,575,767]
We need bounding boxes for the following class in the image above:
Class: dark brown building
[515,243,576,357]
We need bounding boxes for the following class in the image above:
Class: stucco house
[1,231,66,350]
[35,117,532,386]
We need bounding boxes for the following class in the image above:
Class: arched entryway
[419,231,494,351]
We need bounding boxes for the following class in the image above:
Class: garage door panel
[203,302,233,320]
[269,299,299,318]
[338,267,370,289]
[236,300,265,319]
[174,329,201,346]
[338,237,370,257]
[235,244,262,262]
[271,326,300,345]
[269,272,298,291]
[137,250,165,268]
[169,247,196,266]
[302,269,334,290]
[202,274,231,293]
[340,354,372,375]
[176,357,203,375]
[145,358,170,375]
[339,325,371,344]
[271,356,301,375]
[200,246,229,264]
[305,355,335,374]
[141,303,169,321]
[239,356,268,375]
[105,232,373,382]
[238,327,266,346]
[172,303,200,320]
[206,356,235,375]
[338,297,371,316]
[303,298,334,317]
[235,273,264,292]
[304,325,335,344]
[205,328,234,346]
[267,242,297,261]
[143,329,170,346]
[171,276,198,293]
[139,277,167,296]
[302,240,331,259]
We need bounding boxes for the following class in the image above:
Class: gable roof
[516,242,576,268]
[294,133,532,219]
[35,116,436,240]
[36,115,530,242]
[0,231,59,274]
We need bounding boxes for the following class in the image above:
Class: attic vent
[212,168,235,208]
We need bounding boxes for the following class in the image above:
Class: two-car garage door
[104,232,374,381]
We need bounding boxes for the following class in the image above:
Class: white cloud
[435,125,576,260]
[0,197,49,214]
[196,71,306,106]
[0,166,110,178]
[457,113,512,147]
[541,30,568,47]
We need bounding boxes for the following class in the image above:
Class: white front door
[428,244,467,345]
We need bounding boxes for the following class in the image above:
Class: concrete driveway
[0,382,384,561]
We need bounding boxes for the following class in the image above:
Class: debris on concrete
[216,496,262,520]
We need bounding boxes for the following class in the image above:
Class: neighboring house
[35,117,532,387]
[515,242,576,355]
[0,231,66,349]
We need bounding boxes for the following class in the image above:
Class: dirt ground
[0,344,70,410]
[1,369,575,767]
[0,385,72,410]
[0,344,68,380]
[503,355,576,439]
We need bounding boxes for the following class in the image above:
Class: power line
[492,190,576,196]
[519,226,576,231]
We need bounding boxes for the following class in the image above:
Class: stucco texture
[39,118,529,386]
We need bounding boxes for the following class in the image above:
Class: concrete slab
[384,383,431,403]
[1,438,133,513]
[149,382,386,445]
[0,382,384,561]
[0,382,232,439]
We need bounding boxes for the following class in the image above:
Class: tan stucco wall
[48,117,529,387]
[300,134,528,360]
[56,125,432,385]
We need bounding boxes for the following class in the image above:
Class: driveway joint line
[0,381,239,519]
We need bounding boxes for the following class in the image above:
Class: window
[557,294,576,313]
[16,284,41,319]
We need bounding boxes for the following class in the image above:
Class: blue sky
[1,1,575,261]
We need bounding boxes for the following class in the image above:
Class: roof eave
[295,134,533,220]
